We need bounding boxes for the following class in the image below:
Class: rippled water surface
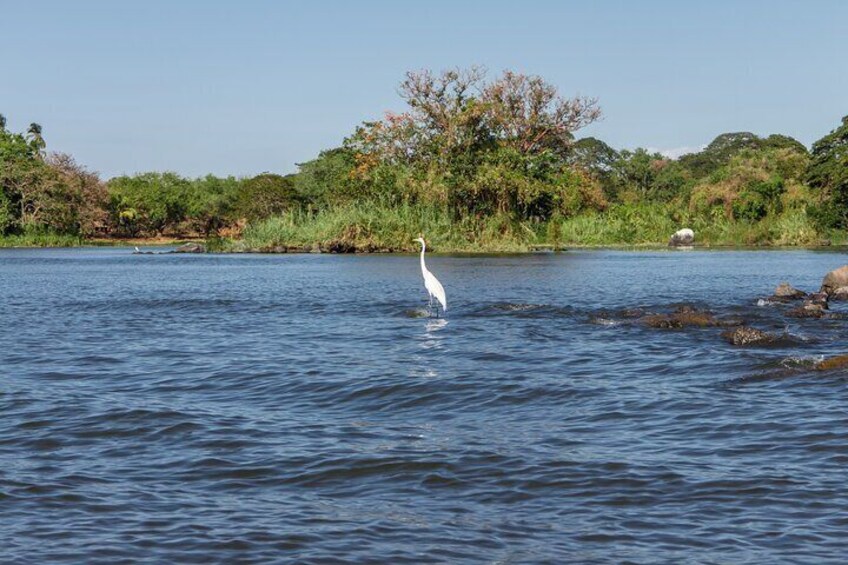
[3,247,848,563]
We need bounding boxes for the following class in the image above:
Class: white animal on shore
[414,237,447,315]
[669,228,695,247]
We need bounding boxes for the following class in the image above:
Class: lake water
[2,247,848,563]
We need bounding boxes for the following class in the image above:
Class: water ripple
[2,249,848,563]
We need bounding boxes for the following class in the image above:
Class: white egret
[414,237,447,316]
[134,246,140,253]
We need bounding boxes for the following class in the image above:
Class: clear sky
[2,0,845,178]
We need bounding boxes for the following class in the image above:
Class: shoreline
[2,237,846,254]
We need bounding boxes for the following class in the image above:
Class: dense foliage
[807,116,848,229]
[1,70,845,249]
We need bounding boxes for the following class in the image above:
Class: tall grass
[233,203,535,252]
[0,233,83,247]
[557,204,680,246]
[231,201,834,252]
[2,203,831,252]
[556,204,831,247]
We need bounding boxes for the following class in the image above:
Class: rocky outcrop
[668,228,695,247]
[721,326,776,346]
[172,242,206,253]
[820,265,848,296]
[772,282,806,300]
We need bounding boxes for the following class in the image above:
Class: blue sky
[2,0,845,178]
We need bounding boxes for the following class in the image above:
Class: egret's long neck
[419,242,427,275]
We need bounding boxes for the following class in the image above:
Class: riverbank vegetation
[2,68,846,251]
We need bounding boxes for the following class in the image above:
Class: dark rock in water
[618,308,647,319]
[786,303,826,318]
[806,292,829,309]
[820,265,848,296]
[830,286,848,301]
[815,354,848,371]
[772,282,806,300]
[173,242,206,253]
[642,314,685,328]
[721,326,776,346]
[668,228,694,247]
[642,308,742,329]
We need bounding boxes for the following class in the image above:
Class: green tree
[26,122,46,154]
[295,148,362,208]
[0,125,50,232]
[612,148,668,198]
[347,67,602,220]
[185,175,240,236]
[42,153,107,235]
[107,172,191,236]
[688,147,806,221]
[678,132,807,181]
[763,134,808,154]
[568,137,619,196]
[807,116,848,228]
[236,173,299,221]
[679,132,760,178]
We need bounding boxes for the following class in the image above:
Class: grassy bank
[3,204,843,252]
[0,234,201,249]
[0,233,83,248]
[220,203,845,253]
[227,203,530,253]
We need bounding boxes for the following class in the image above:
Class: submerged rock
[619,308,647,318]
[668,228,695,247]
[642,307,742,329]
[820,265,848,296]
[172,242,206,253]
[721,326,776,346]
[786,303,826,318]
[815,354,848,371]
[772,282,806,300]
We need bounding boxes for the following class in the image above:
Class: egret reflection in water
[420,317,449,350]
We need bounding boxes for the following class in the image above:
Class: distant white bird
[414,237,447,316]
[134,246,140,253]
